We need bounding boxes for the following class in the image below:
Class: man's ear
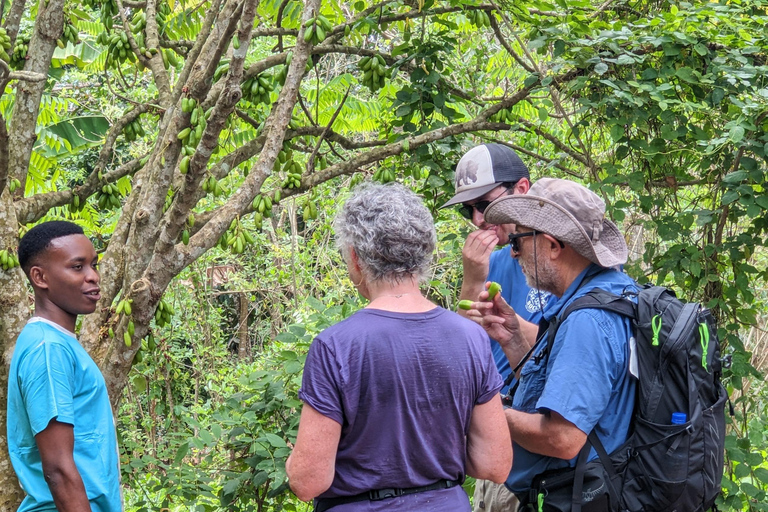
[28,265,49,290]
[513,178,531,195]
[544,234,563,259]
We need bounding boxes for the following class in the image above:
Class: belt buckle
[369,488,402,501]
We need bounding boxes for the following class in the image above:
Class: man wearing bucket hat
[467,178,637,505]
[443,144,554,512]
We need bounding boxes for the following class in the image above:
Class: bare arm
[35,419,91,512]
[505,409,587,460]
[286,404,342,502]
[466,395,513,483]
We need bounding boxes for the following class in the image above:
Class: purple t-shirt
[299,307,503,511]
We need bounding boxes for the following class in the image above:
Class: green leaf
[265,433,286,448]
[252,471,269,487]
[729,126,745,143]
[754,468,768,484]
[594,62,609,75]
[38,116,110,157]
[523,74,540,87]
[174,442,189,464]
[284,360,303,374]
[675,67,696,83]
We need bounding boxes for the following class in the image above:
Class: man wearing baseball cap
[444,143,554,511]
[468,178,637,506]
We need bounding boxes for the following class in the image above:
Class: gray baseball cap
[442,143,529,207]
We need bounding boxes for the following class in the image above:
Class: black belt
[313,478,463,512]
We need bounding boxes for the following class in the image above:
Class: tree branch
[14,156,146,224]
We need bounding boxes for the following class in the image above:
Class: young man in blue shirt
[469,178,637,504]
[443,144,553,511]
[7,221,122,512]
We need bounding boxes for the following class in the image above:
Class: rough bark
[0,189,29,510]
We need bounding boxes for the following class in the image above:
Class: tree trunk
[0,190,30,509]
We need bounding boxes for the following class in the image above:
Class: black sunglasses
[457,200,494,220]
[508,231,537,254]
[508,231,565,254]
[457,184,515,220]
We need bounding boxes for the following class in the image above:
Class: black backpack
[514,284,730,512]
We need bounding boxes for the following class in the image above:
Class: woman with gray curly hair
[287,183,512,511]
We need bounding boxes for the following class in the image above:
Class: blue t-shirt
[7,318,123,512]
[506,265,637,493]
[487,248,554,394]
[299,307,503,511]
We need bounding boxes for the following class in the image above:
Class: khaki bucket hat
[484,178,628,268]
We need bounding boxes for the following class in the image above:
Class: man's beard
[520,243,558,295]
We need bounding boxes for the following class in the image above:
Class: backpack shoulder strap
[538,289,635,366]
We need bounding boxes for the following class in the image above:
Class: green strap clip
[651,314,662,346]
[699,323,710,372]
[538,492,545,512]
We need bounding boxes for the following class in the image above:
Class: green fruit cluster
[101,31,137,67]
[7,177,22,193]
[373,167,396,183]
[69,193,86,214]
[274,148,291,171]
[302,199,318,220]
[275,52,292,86]
[251,193,277,230]
[116,297,133,316]
[130,10,147,33]
[178,97,208,174]
[201,174,227,196]
[224,218,255,254]
[57,21,79,49]
[154,298,174,327]
[180,213,194,245]
[359,55,390,93]
[241,74,273,105]
[468,9,492,27]
[161,48,180,69]
[491,108,515,124]
[0,249,20,271]
[99,0,119,31]
[303,14,333,45]
[96,183,122,210]
[252,194,274,218]
[134,330,158,364]
[10,33,30,70]
[0,28,12,62]
[213,59,230,81]
[282,159,303,189]
[123,117,146,141]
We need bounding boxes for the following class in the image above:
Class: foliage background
[0,0,767,509]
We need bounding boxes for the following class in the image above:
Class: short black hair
[18,221,85,275]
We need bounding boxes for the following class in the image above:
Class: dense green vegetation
[0,0,767,509]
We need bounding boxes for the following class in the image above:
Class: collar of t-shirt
[27,317,77,339]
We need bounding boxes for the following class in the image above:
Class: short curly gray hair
[334,182,437,284]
